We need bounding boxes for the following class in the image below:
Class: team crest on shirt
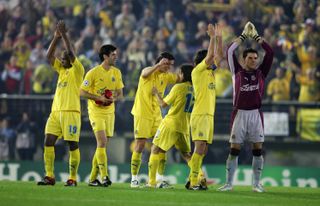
[134,130,138,134]
[251,75,256,81]
[160,81,163,85]
[208,83,215,89]
[199,132,204,137]
[83,80,89,86]
[112,77,115,82]
[231,134,236,139]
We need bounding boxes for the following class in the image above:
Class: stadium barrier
[0,161,319,188]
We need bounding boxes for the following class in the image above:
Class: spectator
[0,117,16,160]
[1,55,22,94]
[16,112,37,160]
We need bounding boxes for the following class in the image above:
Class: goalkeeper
[218,22,274,193]
[80,44,124,187]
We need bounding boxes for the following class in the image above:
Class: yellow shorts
[153,122,191,152]
[45,111,81,142]
[134,115,162,139]
[190,114,214,144]
[89,112,115,137]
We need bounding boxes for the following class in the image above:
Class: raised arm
[57,20,75,62]
[226,22,253,74]
[204,24,215,66]
[214,24,223,66]
[46,28,60,66]
[226,40,241,74]
[141,58,170,78]
[248,22,274,77]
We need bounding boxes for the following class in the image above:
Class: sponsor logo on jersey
[57,82,68,88]
[240,83,259,91]
[112,77,115,82]
[208,83,215,89]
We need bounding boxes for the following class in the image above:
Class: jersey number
[184,93,194,113]
[69,125,77,135]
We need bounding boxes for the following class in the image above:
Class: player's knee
[68,141,79,151]
[252,149,262,156]
[135,139,146,152]
[44,135,57,146]
[230,148,240,156]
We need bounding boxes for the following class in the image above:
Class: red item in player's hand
[95,89,113,106]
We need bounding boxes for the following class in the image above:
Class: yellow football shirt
[162,82,194,134]
[51,58,84,112]
[267,77,291,101]
[215,68,232,97]
[131,70,177,119]
[191,59,216,116]
[81,64,124,115]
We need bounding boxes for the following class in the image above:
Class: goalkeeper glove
[239,22,251,41]
[248,22,261,42]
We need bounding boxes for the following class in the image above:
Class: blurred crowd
[0,0,319,102]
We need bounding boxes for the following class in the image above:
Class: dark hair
[243,48,258,59]
[180,64,193,83]
[99,44,117,62]
[155,51,175,64]
[194,49,207,65]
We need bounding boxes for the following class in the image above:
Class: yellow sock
[44,146,55,178]
[189,153,204,186]
[89,152,99,181]
[96,147,107,179]
[131,152,142,175]
[148,153,159,185]
[158,152,166,176]
[188,158,204,183]
[69,148,80,180]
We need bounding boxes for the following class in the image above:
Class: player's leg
[188,140,206,189]
[249,110,265,192]
[147,145,161,187]
[102,113,115,186]
[218,144,241,191]
[131,138,145,187]
[131,116,155,187]
[65,141,80,186]
[38,112,59,186]
[218,109,245,191]
[188,115,212,190]
[38,134,58,185]
[88,151,100,186]
[94,130,109,186]
[153,125,177,188]
[63,112,81,186]
[252,142,264,192]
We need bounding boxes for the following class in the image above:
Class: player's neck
[102,62,111,70]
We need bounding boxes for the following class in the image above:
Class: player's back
[162,82,194,134]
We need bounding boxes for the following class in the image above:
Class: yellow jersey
[81,64,124,115]
[191,59,216,116]
[162,82,194,134]
[215,68,232,97]
[131,70,177,119]
[267,71,292,101]
[51,58,84,112]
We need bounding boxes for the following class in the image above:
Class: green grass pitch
[1,181,320,206]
